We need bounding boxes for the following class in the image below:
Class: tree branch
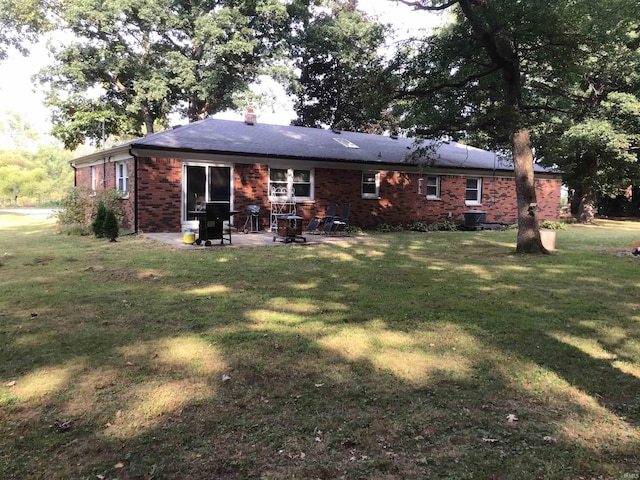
[397,64,501,98]
[394,0,458,11]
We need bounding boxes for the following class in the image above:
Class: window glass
[269,168,313,200]
[293,169,311,197]
[465,178,481,204]
[116,162,128,193]
[269,168,288,195]
[426,176,439,198]
[362,172,379,197]
[91,166,97,190]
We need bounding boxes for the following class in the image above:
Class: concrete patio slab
[141,231,382,249]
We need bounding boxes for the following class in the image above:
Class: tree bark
[513,129,548,254]
[577,185,597,223]
[457,0,547,254]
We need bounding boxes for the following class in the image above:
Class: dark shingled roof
[92,117,558,173]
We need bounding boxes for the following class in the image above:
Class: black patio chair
[323,202,350,235]
[306,203,336,233]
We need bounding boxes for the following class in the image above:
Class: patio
[141,231,382,249]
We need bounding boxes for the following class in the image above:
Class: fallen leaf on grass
[114,462,124,469]
[314,383,324,388]
[5,380,16,387]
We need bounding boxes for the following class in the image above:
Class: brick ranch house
[69,116,562,233]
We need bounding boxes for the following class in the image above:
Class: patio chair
[323,202,350,235]
[306,203,336,233]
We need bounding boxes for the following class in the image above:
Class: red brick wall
[74,159,135,231]
[302,169,560,229]
[137,157,182,232]
[76,157,562,232]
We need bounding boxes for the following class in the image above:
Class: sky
[0,0,443,146]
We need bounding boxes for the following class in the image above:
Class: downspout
[129,149,139,234]
[70,162,77,186]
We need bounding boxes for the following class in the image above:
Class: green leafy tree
[0,117,74,206]
[0,0,50,60]
[38,0,311,149]
[392,0,637,252]
[550,94,640,221]
[287,0,396,132]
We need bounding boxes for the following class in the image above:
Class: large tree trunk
[577,185,597,223]
[577,158,598,222]
[513,129,548,254]
[143,115,155,136]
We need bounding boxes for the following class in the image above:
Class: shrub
[92,201,107,238]
[430,221,458,231]
[409,221,429,232]
[377,223,404,233]
[345,225,364,235]
[56,187,125,236]
[539,220,566,230]
[93,189,125,226]
[55,187,91,230]
[103,209,119,242]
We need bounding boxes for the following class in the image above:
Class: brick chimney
[244,108,257,125]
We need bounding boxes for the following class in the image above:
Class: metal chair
[324,202,350,235]
[306,203,336,234]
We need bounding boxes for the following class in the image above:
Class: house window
[269,168,313,200]
[426,176,440,199]
[362,171,380,198]
[91,166,97,190]
[116,161,129,194]
[465,178,482,205]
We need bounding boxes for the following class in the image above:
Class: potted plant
[539,220,565,250]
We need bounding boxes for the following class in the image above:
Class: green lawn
[1,213,640,479]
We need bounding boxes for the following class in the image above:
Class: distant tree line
[0,113,74,206]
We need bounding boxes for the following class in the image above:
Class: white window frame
[465,177,482,206]
[268,167,314,201]
[426,176,440,200]
[362,171,380,199]
[116,161,129,196]
[91,166,97,191]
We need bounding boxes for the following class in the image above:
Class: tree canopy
[286,0,397,132]
[0,114,74,206]
[0,0,50,60]
[37,0,312,149]
[391,0,639,250]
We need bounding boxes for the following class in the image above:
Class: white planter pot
[540,230,557,250]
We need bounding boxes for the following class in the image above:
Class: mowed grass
[1,212,640,479]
